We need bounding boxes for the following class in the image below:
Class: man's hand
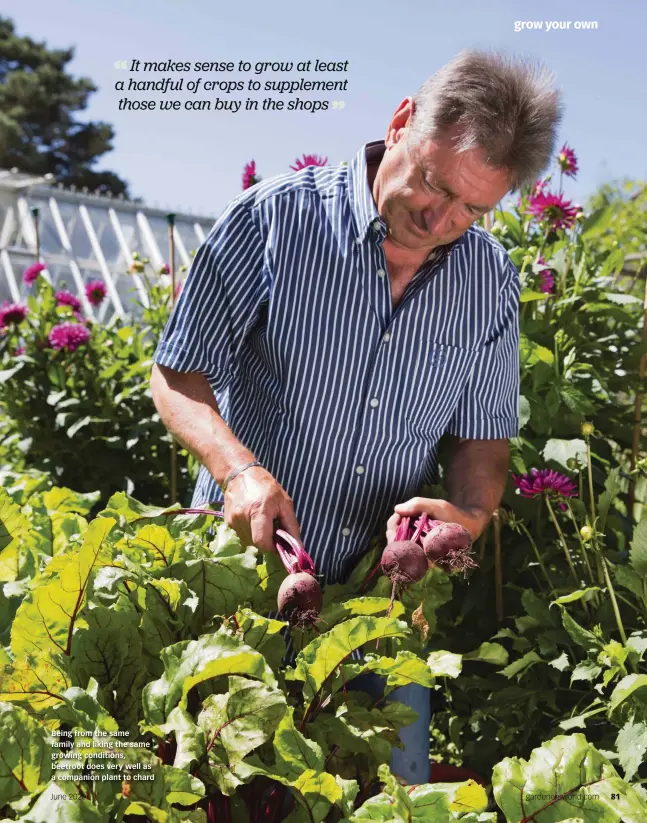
[385,497,489,544]
[224,466,301,552]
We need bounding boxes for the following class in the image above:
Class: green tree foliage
[0,16,129,196]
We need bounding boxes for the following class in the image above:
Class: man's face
[373,98,513,252]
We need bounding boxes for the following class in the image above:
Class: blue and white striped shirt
[153,140,520,585]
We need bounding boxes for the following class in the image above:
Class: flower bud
[580,526,593,541]
[581,422,594,437]
[566,458,578,469]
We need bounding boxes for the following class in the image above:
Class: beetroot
[274,529,321,627]
[422,522,476,576]
[277,572,323,626]
[381,540,428,585]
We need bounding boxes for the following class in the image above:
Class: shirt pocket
[404,342,477,436]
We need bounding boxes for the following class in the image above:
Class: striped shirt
[153,140,520,586]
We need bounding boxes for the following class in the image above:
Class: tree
[0,16,129,196]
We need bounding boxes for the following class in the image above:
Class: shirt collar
[347,140,463,262]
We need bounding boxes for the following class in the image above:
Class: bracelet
[221,461,263,491]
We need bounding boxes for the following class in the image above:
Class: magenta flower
[242,160,260,190]
[23,261,46,286]
[159,263,170,275]
[85,280,107,306]
[48,322,91,352]
[526,191,579,231]
[55,290,82,312]
[536,257,555,294]
[0,302,28,328]
[290,154,328,171]
[14,346,25,357]
[558,143,578,178]
[512,468,578,512]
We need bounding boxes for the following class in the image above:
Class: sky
[4,0,646,221]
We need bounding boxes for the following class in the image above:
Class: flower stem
[585,437,605,586]
[564,502,597,591]
[545,497,582,591]
[518,521,557,595]
[600,553,628,645]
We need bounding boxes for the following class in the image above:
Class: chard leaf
[18,780,104,822]
[316,597,405,632]
[274,705,325,781]
[492,733,647,822]
[365,651,437,689]
[142,628,276,725]
[616,718,647,781]
[42,487,100,516]
[147,706,206,770]
[198,675,286,770]
[0,487,31,553]
[233,607,286,673]
[292,616,409,711]
[0,703,52,807]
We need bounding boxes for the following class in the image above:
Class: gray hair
[407,50,563,191]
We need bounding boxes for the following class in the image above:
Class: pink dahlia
[290,154,328,171]
[558,143,578,178]
[0,302,28,328]
[23,261,46,286]
[526,191,579,231]
[242,160,260,190]
[159,263,170,275]
[85,280,107,306]
[55,290,82,312]
[48,322,91,352]
[536,257,555,294]
[512,468,578,512]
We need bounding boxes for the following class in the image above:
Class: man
[150,49,561,784]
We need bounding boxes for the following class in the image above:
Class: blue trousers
[348,672,431,785]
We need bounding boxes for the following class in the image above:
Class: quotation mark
[114,60,128,70]
[331,101,346,109]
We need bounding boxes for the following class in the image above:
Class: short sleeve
[445,257,520,439]
[153,195,269,390]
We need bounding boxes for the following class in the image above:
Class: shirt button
[355,237,362,244]
[376,268,386,278]
[342,527,351,537]
[372,219,381,231]
[383,332,391,342]
[369,397,379,408]
[355,465,365,475]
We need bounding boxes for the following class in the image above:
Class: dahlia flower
[159,263,170,275]
[512,468,578,511]
[290,154,328,171]
[558,143,578,178]
[242,160,260,190]
[0,303,28,328]
[85,280,107,306]
[526,191,579,231]
[55,290,82,312]
[23,262,46,286]
[535,257,555,294]
[48,322,91,352]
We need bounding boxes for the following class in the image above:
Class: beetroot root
[422,522,477,575]
[381,540,428,586]
[277,572,322,627]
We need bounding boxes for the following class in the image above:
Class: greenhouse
[0,167,215,321]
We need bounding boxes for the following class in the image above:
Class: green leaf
[520,289,550,303]
[0,702,52,806]
[518,395,531,429]
[616,718,647,781]
[581,205,612,237]
[603,292,643,305]
[0,487,31,553]
[292,616,409,712]
[552,587,601,605]
[599,248,625,278]
[559,608,604,652]
[500,651,542,679]
[274,705,325,781]
[365,650,437,689]
[0,363,24,383]
[520,334,554,367]
[42,487,100,516]
[629,513,647,577]
[542,438,587,469]
[570,661,602,683]
[492,733,647,823]
[614,566,645,600]
[463,642,509,666]
[19,780,104,822]
[598,468,622,533]
[549,651,570,672]
[609,674,647,718]
[426,649,463,678]
[150,706,206,770]
[142,627,277,725]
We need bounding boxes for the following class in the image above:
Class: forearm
[150,364,256,486]
[445,437,510,529]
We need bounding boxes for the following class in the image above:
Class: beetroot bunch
[274,530,322,627]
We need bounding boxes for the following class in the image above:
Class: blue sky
[4,0,645,219]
